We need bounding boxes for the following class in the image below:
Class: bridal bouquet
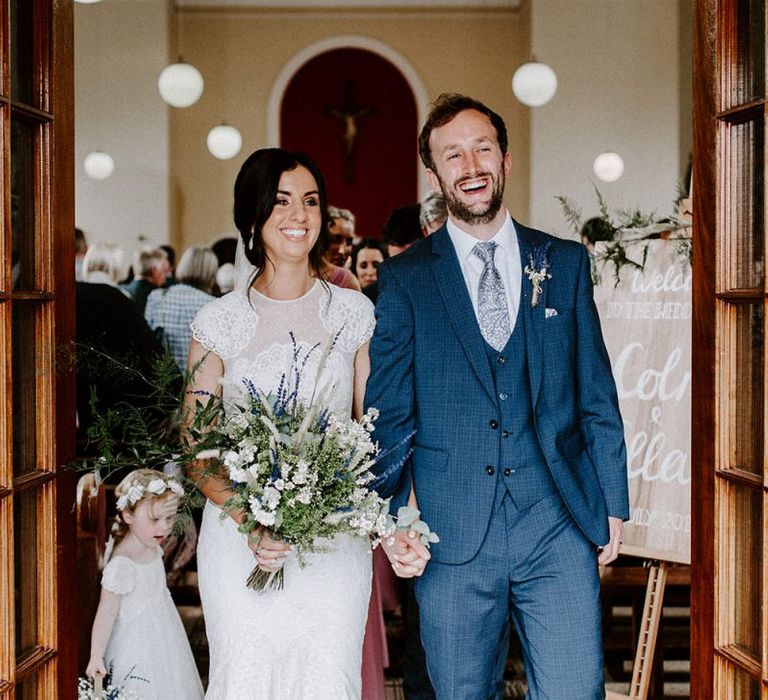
[191,377,398,591]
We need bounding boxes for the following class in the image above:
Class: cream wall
[73,1,691,254]
[529,0,691,236]
[171,6,530,248]
[74,0,171,251]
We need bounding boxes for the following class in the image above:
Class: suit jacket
[364,221,629,565]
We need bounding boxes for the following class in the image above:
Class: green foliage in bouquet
[189,358,393,591]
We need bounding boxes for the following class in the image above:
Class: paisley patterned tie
[473,241,511,351]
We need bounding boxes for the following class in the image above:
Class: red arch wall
[280,48,418,238]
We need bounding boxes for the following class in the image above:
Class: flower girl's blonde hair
[110,468,184,545]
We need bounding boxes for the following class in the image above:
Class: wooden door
[0,0,76,697]
[692,0,767,696]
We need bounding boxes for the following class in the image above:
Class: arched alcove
[272,42,423,238]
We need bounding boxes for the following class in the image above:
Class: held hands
[383,529,431,578]
[85,655,106,680]
[382,506,438,578]
[597,516,624,565]
[248,528,292,573]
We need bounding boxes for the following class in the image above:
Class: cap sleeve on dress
[324,288,376,353]
[356,296,376,349]
[101,556,137,595]
[190,291,258,360]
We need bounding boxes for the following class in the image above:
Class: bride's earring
[248,228,255,251]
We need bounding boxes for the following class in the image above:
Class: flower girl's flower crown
[116,476,184,511]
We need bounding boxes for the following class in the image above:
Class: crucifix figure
[326,83,374,182]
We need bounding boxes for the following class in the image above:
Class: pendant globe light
[511,60,557,107]
[593,152,625,183]
[158,62,204,108]
[158,3,204,108]
[207,124,243,160]
[84,151,115,180]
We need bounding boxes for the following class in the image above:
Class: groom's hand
[383,529,431,578]
[597,516,623,565]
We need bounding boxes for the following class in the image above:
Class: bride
[184,149,376,698]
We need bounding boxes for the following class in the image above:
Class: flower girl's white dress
[102,549,204,699]
[191,281,375,699]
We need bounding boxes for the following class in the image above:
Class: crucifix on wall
[325,82,374,183]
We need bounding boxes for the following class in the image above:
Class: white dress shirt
[446,212,521,334]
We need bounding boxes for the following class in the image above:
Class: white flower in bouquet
[187,337,438,592]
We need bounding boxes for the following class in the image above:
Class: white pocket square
[545,307,558,318]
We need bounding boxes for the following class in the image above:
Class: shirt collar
[446,211,516,263]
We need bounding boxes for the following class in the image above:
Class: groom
[365,94,629,699]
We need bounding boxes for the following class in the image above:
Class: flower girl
[85,469,204,699]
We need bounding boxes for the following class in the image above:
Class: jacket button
[485,465,495,476]
[501,430,509,438]
[503,468,512,477]
[499,392,508,401]
[489,420,498,430]
[497,356,506,364]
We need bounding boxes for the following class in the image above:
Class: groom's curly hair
[234,149,331,284]
[418,93,508,173]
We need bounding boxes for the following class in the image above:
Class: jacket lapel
[430,228,496,403]
[516,221,546,407]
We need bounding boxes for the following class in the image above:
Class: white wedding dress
[191,280,376,699]
[102,550,204,699]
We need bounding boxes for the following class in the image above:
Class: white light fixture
[84,151,115,180]
[593,152,625,182]
[207,124,242,160]
[74,0,104,4]
[158,62,204,108]
[511,62,557,107]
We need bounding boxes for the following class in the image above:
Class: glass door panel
[718,302,763,475]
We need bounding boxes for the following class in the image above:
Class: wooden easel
[605,560,670,700]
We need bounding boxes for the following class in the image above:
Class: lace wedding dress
[191,280,376,699]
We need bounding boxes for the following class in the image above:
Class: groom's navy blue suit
[365,220,629,699]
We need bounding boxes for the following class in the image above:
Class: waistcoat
[485,296,557,511]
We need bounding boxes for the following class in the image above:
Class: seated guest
[215,262,235,296]
[145,246,218,372]
[580,216,616,253]
[159,244,178,286]
[75,227,88,281]
[76,243,164,443]
[326,205,355,267]
[420,190,448,236]
[211,236,238,266]
[363,204,423,303]
[322,205,361,291]
[122,247,169,313]
[82,242,129,290]
[350,239,386,289]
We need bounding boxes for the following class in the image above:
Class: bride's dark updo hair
[233,149,330,282]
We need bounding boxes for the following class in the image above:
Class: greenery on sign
[557,186,691,286]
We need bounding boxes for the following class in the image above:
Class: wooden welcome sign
[592,239,691,565]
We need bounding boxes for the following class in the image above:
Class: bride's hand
[248,529,292,572]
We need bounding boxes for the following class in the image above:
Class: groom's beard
[437,170,505,226]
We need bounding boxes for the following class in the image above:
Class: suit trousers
[415,489,605,700]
